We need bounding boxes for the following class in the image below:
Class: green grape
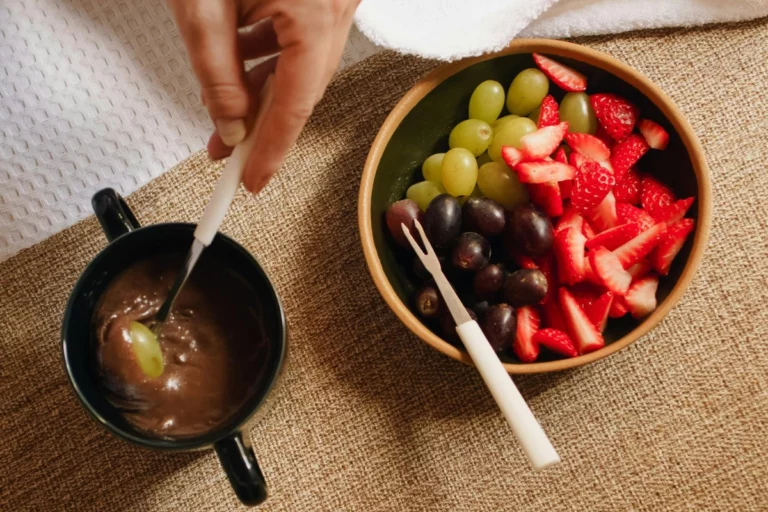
[448,119,493,156]
[506,68,549,116]
[560,92,597,134]
[422,153,445,183]
[442,148,478,197]
[468,80,505,124]
[488,117,537,163]
[528,105,541,124]
[491,114,519,133]
[458,184,482,205]
[129,321,164,378]
[477,162,529,210]
[476,152,492,167]
[407,180,446,211]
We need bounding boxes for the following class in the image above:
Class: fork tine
[401,223,427,259]
[413,220,437,259]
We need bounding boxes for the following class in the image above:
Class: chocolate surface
[92,254,272,438]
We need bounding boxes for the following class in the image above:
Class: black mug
[61,188,287,506]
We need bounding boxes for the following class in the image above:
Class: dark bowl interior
[369,52,699,365]
[62,224,286,450]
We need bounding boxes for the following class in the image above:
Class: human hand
[167,0,360,193]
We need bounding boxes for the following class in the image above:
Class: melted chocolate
[92,254,272,438]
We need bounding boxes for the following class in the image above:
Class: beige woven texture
[2,20,768,512]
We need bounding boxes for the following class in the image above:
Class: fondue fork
[402,220,560,471]
[153,77,274,334]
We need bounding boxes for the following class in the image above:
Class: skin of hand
[167,0,360,193]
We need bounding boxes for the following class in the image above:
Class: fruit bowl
[358,39,711,374]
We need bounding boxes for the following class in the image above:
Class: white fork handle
[194,76,274,246]
[456,321,560,471]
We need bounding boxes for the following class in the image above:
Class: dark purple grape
[462,197,506,238]
[471,300,490,319]
[385,199,422,248]
[412,256,430,280]
[473,263,505,300]
[413,285,441,319]
[507,203,553,257]
[424,194,461,248]
[439,307,478,344]
[482,304,516,352]
[504,268,548,307]
[451,232,491,272]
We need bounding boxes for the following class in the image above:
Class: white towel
[355,0,768,61]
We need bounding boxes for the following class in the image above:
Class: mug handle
[92,188,141,242]
[215,432,268,506]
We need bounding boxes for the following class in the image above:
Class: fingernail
[216,119,246,147]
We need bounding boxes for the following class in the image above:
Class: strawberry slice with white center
[527,180,563,217]
[641,175,676,218]
[536,94,560,128]
[553,227,586,285]
[651,218,695,275]
[585,222,641,250]
[613,222,666,269]
[637,119,670,150]
[589,247,633,295]
[514,306,541,362]
[565,133,611,162]
[627,259,653,280]
[514,161,576,183]
[609,294,628,318]
[532,53,587,92]
[610,134,649,181]
[542,300,568,331]
[613,167,643,205]
[582,220,597,240]
[651,197,694,224]
[616,203,656,231]
[569,151,587,169]
[588,191,619,233]
[590,93,640,141]
[555,207,584,233]
[532,328,578,358]
[588,291,614,331]
[571,159,616,214]
[500,146,524,168]
[559,287,605,354]
[624,274,660,318]
[520,122,569,160]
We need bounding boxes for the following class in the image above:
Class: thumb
[168,0,249,146]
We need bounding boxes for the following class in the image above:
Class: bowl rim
[358,38,711,374]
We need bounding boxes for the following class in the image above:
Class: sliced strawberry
[520,122,569,160]
[559,287,605,354]
[590,93,640,141]
[565,133,611,162]
[589,247,632,295]
[624,275,659,318]
[585,222,641,251]
[510,251,538,270]
[610,134,649,181]
[514,161,576,184]
[542,300,568,331]
[532,53,587,92]
[532,328,578,358]
[651,197,694,224]
[571,159,616,214]
[527,181,563,217]
[535,253,558,304]
[651,218,695,275]
[588,191,619,233]
[514,307,541,362]
[554,227,586,285]
[569,282,603,311]
[569,151,587,169]
[637,119,670,150]
[560,179,572,199]
[594,124,614,148]
[555,207,584,234]
[588,291,614,331]
[616,203,655,231]
[613,167,643,205]
[582,256,600,285]
[641,175,676,218]
[582,220,597,240]
[537,94,560,128]
[609,294,628,318]
[628,259,652,280]
[553,146,568,164]
[500,146,524,168]
[613,222,666,269]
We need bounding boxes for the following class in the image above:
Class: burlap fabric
[2,19,767,512]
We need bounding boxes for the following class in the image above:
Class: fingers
[238,20,281,61]
[167,0,248,146]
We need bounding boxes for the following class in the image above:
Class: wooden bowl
[358,39,711,374]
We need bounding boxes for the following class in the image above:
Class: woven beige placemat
[2,19,768,512]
